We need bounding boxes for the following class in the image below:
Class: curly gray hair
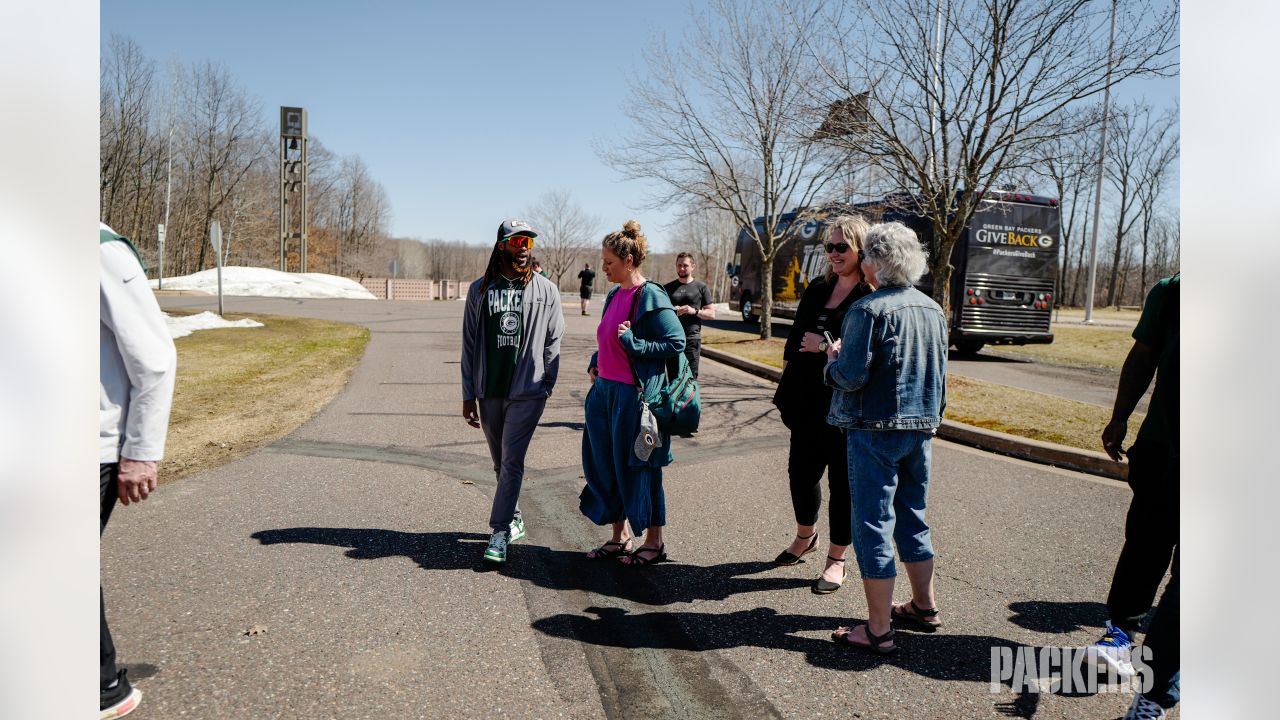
[862,221,928,286]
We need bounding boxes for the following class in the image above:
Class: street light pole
[1084,0,1117,323]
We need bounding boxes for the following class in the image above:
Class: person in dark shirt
[770,216,871,595]
[663,253,715,378]
[1088,274,1180,714]
[460,219,565,565]
[577,263,596,316]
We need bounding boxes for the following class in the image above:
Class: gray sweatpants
[478,396,548,532]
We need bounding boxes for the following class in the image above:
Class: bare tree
[1132,103,1179,295]
[174,60,269,272]
[523,189,601,287]
[100,34,161,246]
[1034,118,1099,305]
[812,0,1179,318]
[1102,101,1177,306]
[333,155,392,276]
[600,0,845,339]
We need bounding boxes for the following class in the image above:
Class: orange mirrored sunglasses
[504,234,535,249]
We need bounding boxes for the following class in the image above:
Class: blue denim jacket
[824,284,948,430]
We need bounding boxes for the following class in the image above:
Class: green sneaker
[483,530,510,563]
[509,515,526,542]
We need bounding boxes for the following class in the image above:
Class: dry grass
[990,324,1134,370]
[702,327,787,369]
[944,375,1141,451]
[162,312,369,483]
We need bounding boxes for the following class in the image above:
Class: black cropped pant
[787,418,851,546]
[1105,436,1179,635]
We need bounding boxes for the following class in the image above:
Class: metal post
[160,120,173,289]
[928,0,943,182]
[300,135,308,273]
[211,220,224,317]
[1084,0,1117,323]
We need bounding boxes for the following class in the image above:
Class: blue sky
[101,1,1177,252]
[101,1,696,249]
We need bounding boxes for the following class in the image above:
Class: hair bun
[622,219,641,238]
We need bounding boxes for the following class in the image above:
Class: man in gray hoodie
[461,219,565,563]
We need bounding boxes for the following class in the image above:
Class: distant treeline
[101,34,395,279]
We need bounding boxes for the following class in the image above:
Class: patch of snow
[166,311,265,339]
[151,266,376,300]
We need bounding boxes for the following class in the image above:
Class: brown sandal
[891,600,942,632]
[832,623,897,654]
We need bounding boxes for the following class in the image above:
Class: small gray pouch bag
[633,399,663,462]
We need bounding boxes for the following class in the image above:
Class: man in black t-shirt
[577,263,596,316]
[663,252,715,378]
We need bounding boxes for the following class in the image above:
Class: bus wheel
[740,295,757,324]
[955,339,985,355]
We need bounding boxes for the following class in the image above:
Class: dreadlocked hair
[481,240,534,291]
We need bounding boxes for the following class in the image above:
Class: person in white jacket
[99,222,176,719]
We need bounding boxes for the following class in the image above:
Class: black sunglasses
[824,242,852,254]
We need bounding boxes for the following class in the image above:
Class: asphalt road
[101,295,1159,719]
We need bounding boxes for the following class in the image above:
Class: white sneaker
[1086,621,1136,677]
[1123,693,1168,720]
[509,515,526,542]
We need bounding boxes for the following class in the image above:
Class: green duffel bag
[649,351,700,437]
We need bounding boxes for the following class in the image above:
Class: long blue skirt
[579,378,665,535]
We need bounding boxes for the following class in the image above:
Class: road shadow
[534,605,1125,714]
[1007,600,1108,634]
[533,605,1023,673]
[251,527,810,606]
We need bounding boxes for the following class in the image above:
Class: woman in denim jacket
[822,221,949,654]
[580,220,686,566]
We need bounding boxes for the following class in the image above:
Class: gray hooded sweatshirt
[461,272,565,401]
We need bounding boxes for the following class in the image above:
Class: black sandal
[811,556,848,595]
[586,539,632,560]
[622,543,667,566]
[773,532,819,566]
[832,623,897,654]
[891,600,942,632]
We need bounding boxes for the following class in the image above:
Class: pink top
[596,285,643,384]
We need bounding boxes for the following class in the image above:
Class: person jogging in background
[577,262,596,316]
[1089,273,1180,694]
[100,222,178,719]
[662,252,714,378]
[461,219,565,564]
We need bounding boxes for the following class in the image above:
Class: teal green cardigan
[588,281,687,467]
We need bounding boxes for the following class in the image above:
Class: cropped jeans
[846,428,936,579]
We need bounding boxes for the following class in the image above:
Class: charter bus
[727,191,1060,353]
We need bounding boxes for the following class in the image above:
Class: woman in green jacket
[580,220,686,566]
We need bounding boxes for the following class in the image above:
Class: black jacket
[771,275,871,429]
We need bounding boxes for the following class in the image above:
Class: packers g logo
[500,311,519,334]
[1038,235,1054,248]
